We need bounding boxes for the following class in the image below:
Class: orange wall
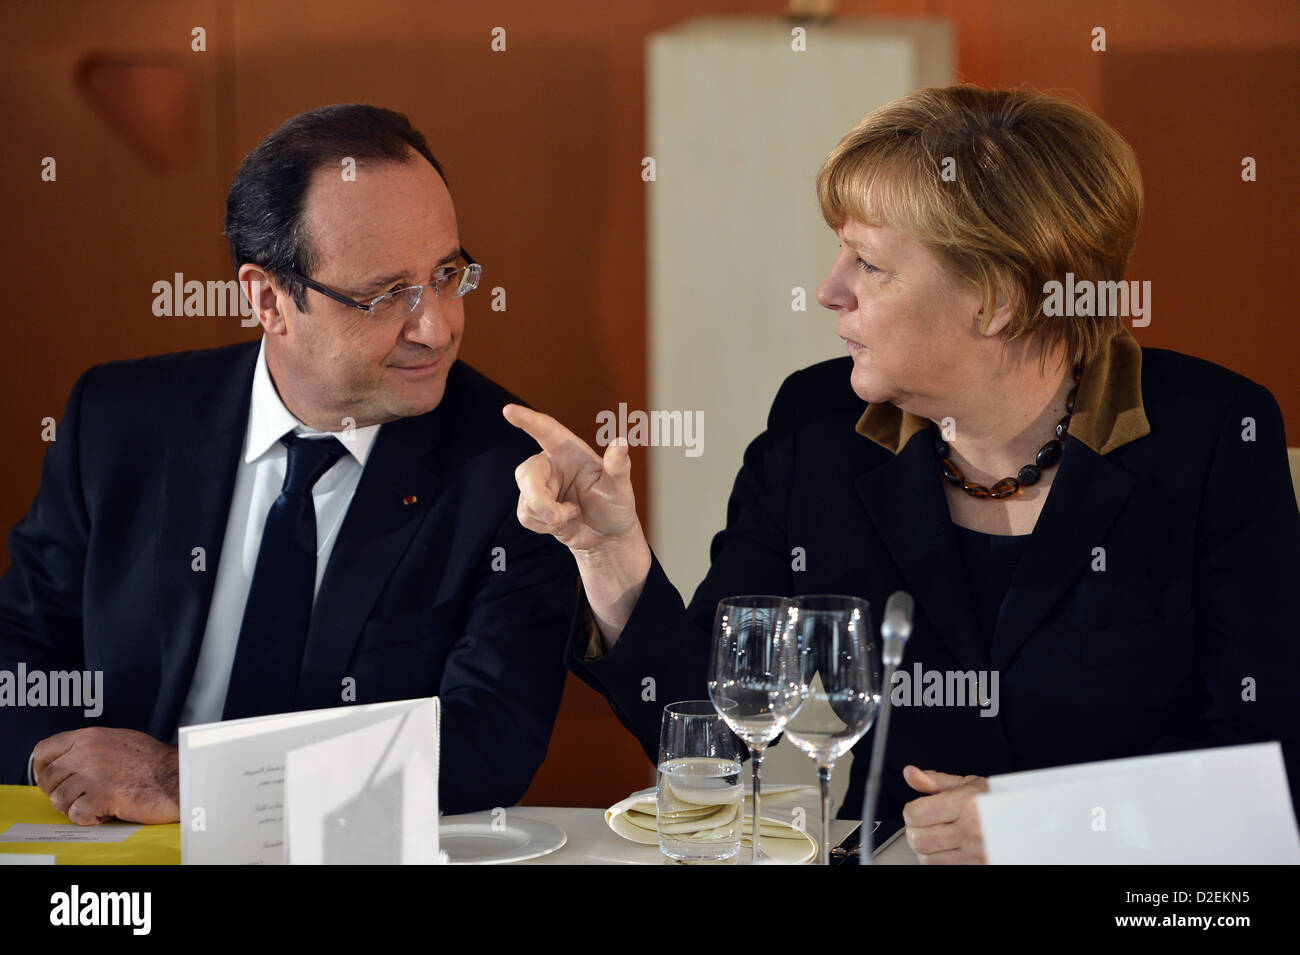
[1,0,1296,807]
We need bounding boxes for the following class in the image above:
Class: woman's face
[816,218,994,417]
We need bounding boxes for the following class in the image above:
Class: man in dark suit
[0,104,576,822]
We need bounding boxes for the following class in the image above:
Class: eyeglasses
[287,248,482,323]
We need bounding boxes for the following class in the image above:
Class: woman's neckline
[951,521,1033,539]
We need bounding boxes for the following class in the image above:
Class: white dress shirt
[174,338,382,734]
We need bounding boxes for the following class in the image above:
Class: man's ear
[238,264,289,334]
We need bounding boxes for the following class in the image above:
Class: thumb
[903,765,968,795]
[66,802,108,826]
[602,436,632,481]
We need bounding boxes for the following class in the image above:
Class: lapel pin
[402,495,418,506]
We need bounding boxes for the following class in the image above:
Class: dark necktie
[222,432,350,720]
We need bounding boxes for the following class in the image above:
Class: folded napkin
[606,786,817,864]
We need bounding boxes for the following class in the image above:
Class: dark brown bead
[961,481,991,498]
[940,458,964,486]
[1055,415,1071,439]
[1066,388,1077,415]
[933,435,949,459]
[990,478,1021,498]
[1035,438,1063,469]
[1018,464,1042,486]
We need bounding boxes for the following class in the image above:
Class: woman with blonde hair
[506,85,1300,863]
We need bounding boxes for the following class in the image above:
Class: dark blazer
[0,341,577,814]
[566,329,1300,823]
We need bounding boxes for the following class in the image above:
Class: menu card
[179,697,440,865]
[975,742,1300,864]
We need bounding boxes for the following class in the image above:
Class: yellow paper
[0,785,180,865]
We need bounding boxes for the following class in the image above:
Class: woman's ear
[976,272,1018,339]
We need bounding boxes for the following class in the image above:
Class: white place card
[0,823,141,843]
[179,697,440,865]
[975,741,1300,864]
[285,702,441,864]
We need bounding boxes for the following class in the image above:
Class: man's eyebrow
[355,271,411,293]
[354,249,460,293]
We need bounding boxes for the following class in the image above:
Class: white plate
[439,814,566,865]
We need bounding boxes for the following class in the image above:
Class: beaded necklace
[933,363,1082,499]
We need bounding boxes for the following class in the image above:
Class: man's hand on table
[33,727,180,826]
[901,765,989,864]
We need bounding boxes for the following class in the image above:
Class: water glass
[657,700,744,862]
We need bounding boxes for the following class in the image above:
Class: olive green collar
[854,327,1151,456]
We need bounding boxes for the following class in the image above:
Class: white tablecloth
[447,786,919,865]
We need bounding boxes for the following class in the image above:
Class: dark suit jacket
[0,341,577,813]
[566,328,1300,823]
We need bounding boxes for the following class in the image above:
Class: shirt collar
[854,325,1151,456]
[245,337,382,466]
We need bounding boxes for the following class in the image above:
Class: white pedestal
[647,16,953,804]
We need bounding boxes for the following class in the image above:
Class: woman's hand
[503,404,652,646]
[901,765,989,864]
[503,404,639,551]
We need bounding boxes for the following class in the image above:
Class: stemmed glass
[782,594,879,865]
[708,596,801,864]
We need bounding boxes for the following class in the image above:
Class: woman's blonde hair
[816,85,1143,368]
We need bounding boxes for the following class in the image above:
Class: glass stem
[817,762,833,866]
[750,745,765,864]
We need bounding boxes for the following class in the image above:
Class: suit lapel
[991,436,1136,667]
[855,432,991,671]
[152,344,259,734]
[295,409,443,707]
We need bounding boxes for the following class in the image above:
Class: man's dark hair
[225,103,445,311]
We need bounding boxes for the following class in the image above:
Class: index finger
[502,404,584,455]
[32,730,80,782]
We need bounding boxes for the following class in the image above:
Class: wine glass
[708,596,801,864]
[783,594,879,865]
